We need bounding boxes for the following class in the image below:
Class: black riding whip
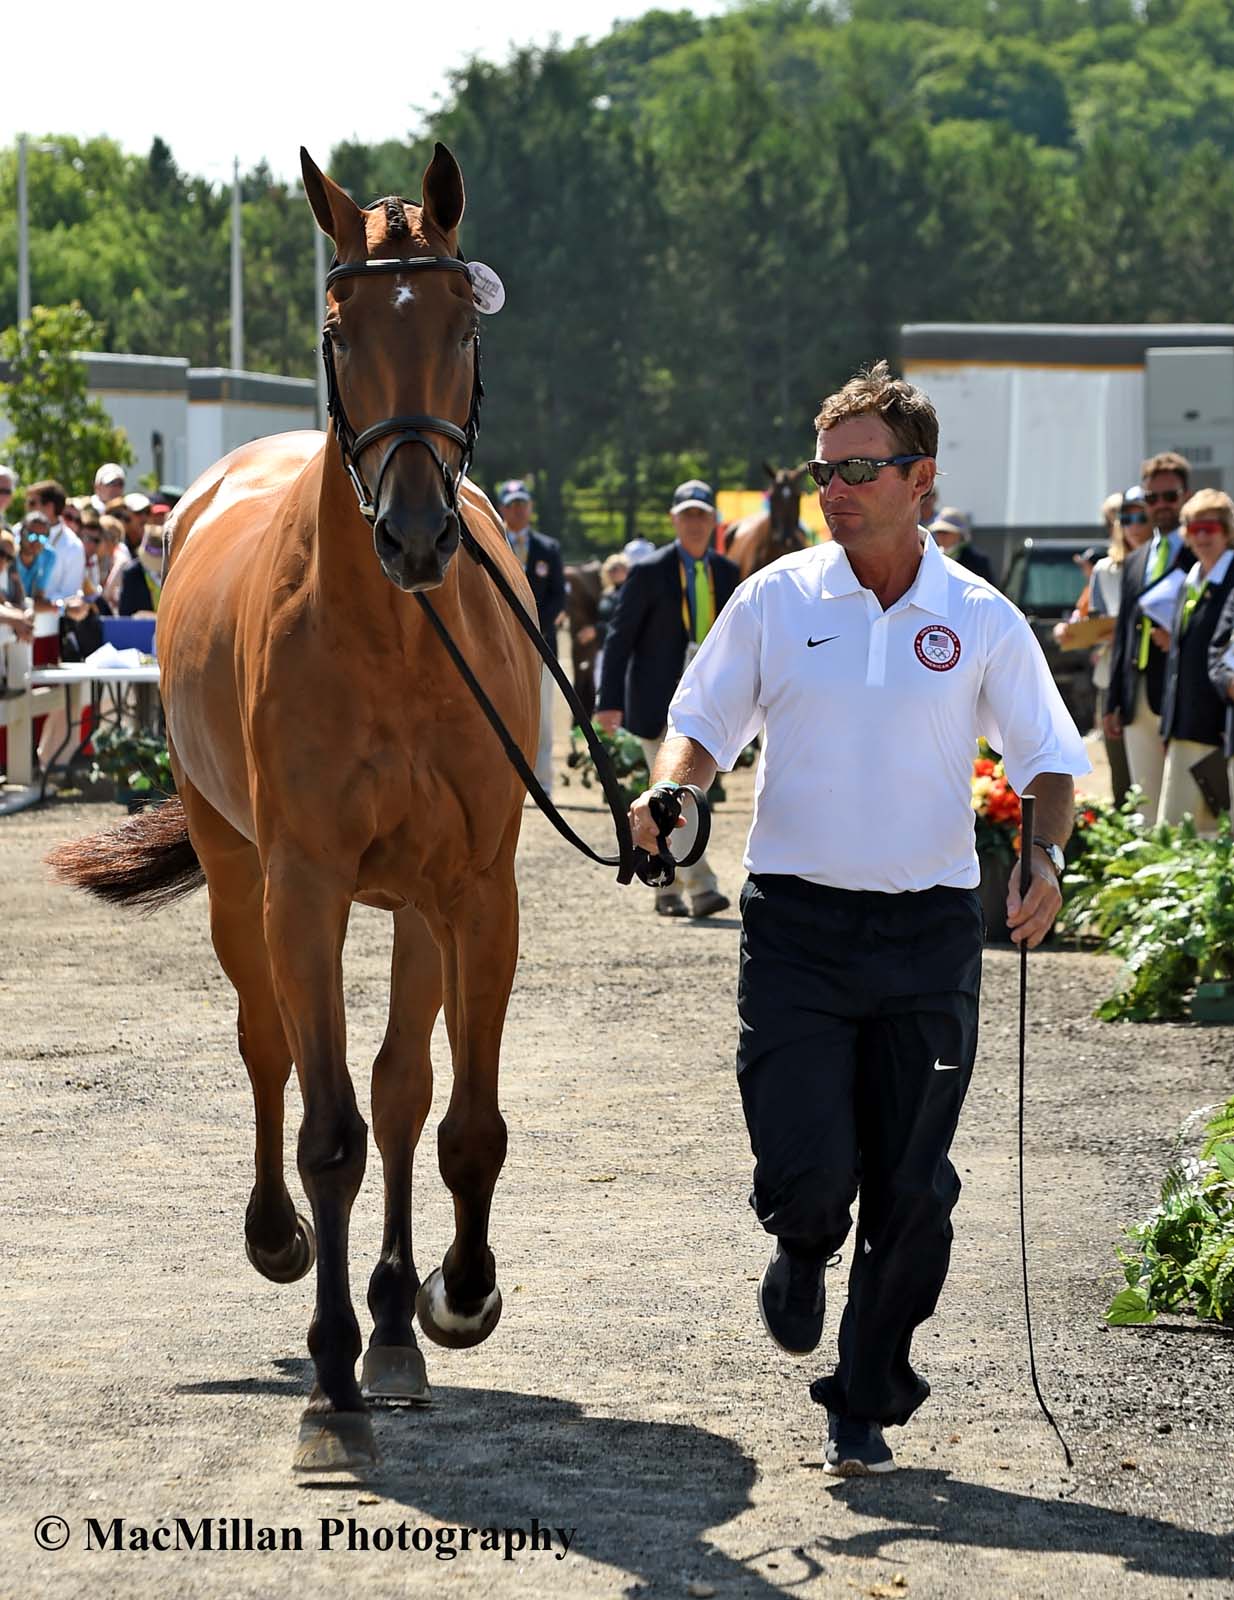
[1017,792,1074,1468]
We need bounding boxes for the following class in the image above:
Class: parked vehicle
[1001,538,1096,733]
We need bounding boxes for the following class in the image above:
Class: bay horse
[47,144,539,1474]
[563,558,603,719]
[724,462,811,580]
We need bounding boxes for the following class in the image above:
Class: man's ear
[300,148,366,258]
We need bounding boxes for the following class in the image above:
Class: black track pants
[736,873,983,1427]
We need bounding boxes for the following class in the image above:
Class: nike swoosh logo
[806,635,838,648]
[933,1060,961,1072]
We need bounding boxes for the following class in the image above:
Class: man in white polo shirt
[631,360,1089,1476]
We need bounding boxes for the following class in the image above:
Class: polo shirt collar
[814,529,949,617]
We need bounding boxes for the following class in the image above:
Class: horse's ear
[300,147,365,257]
[791,464,810,487]
[421,142,465,237]
[762,461,776,481]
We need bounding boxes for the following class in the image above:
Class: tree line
[2,0,1232,549]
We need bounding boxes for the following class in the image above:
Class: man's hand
[1102,709,1122,740]
[1150,625,1171,652]
[576,624,597,647]
[629,786,684,854]
[1006,851,1062,950]
[596,709,623,734]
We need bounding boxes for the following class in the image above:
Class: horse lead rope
[1018,792,1074,1467]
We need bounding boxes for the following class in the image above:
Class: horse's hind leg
[361,906,440,1406]
[416,862,515,1351]
[186,788,312,1282]
[261,855,373,1472]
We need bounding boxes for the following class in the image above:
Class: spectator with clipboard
[1158,490,1234,828]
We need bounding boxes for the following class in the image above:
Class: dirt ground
[2,757,1232,1599]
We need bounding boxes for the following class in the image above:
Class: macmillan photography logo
[34,1514,576,1561]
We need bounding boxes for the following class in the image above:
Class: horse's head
[302,144,480,592]
[763,461,810,545]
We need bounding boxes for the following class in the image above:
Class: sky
[9,0,730,186]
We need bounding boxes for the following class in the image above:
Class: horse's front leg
[361,905,440,1406]
[416,860,516,1350]
[262,852,373,1472]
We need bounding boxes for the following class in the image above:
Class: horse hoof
[415,1268,502,1350]
[361,1343,432,1407]
[246,1214,316,1284]
[292,1409,377,1474]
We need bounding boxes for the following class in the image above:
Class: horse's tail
[45,796,205,914]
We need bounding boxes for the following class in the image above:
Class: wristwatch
[1032,836,1065,880]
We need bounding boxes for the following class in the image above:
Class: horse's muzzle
[374,508,460,592]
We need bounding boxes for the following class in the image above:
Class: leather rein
[321,245,700,888]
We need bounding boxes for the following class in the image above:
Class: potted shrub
[89,728,176,811]
[971,747,1021,942]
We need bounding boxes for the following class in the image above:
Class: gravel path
[2,776,1231,1599]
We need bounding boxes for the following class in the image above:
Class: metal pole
[17,133,30,326]
[230,156,244,371]
[314,223,327,430]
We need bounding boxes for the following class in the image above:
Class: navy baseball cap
[498,479,532,506]
[670,479,715,514]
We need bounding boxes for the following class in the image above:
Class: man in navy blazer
[500,479,566,792]
[598,479,739,918]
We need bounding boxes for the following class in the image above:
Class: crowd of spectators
[1059,451,1234,830]
[0,460,174,669]
[0,460,176,777]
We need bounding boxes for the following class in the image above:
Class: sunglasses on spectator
[1144,488,1183,506]
[83,531,102,544]
[807,454,929,489]
[1185,519,1228,536]
[1119,510,1149,525]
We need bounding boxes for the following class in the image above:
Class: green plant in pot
[89,728,176,808]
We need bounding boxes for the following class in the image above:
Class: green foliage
[10,6,1234,547]
[89,727,175,798]
[1060,794,1234,1021]
[564,724,650,809]
[1106,1098,1234,1325]
[0,303,134,489]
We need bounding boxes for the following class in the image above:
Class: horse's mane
[378,197,411,239]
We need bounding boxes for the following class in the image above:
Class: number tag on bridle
[468,262,506,315]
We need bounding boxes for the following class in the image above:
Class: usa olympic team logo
[914,625,961,672]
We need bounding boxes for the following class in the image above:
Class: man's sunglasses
[1144,488,1182,506]
[1118,510,1149,526]
[807,454,929,489]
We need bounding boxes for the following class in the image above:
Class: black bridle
[322,252,483,524]
[316,236,699,890]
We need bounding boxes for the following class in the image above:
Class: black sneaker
[757,1241,826,1355]
[823,1412,895,1476]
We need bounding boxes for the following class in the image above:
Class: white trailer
[900,323,1234,539]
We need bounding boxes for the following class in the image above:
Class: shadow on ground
[812,1470,1232,1583]
[182,1364,1231,1592]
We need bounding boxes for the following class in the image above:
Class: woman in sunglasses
[1157,490,1234,829]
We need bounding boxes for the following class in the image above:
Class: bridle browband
[322,251,483,524]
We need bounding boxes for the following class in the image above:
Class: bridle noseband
[322,253,483,524]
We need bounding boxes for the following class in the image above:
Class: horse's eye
[462,324,479,347]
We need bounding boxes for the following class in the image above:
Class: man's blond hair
[814,359,938,461]
[1141,450,1191,490]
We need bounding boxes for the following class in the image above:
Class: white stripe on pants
[1159,738,1221,832]
[638,733,719,901]
[1122,687,1166,822]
